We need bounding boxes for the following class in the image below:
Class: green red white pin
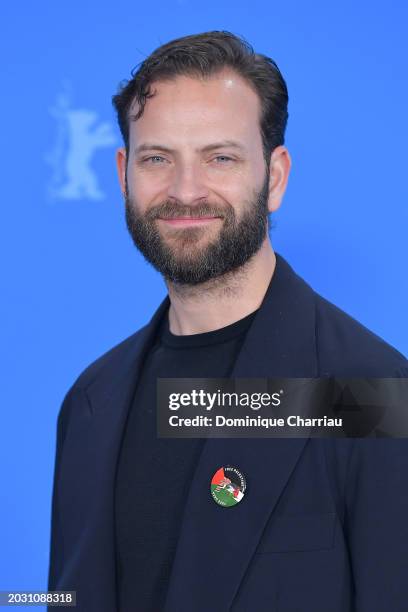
[210,466,246,507]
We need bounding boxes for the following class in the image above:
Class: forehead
[128,69,263,151]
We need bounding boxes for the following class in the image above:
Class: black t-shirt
[114,306,258,611]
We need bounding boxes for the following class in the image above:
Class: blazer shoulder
[70,323,150,392]
[313,292,408,376]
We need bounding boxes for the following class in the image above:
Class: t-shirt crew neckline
[160,307,260,349]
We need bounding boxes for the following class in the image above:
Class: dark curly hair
[112,30,289,165]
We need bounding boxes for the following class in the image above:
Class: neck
[165,239,276,335]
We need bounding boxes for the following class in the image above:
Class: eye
[213,155,233,163]
[142,155,167,164]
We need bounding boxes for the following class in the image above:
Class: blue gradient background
[1,1,407,607]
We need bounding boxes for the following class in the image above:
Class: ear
[116,147,127,196]
[267,145,292,213]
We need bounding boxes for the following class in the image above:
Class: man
[48,31,408,611]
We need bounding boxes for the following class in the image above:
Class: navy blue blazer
[48,254,408,611]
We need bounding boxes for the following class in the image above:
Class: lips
[157,216,222,226]
[159,215,221,220]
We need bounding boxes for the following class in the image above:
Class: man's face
[119,70,274,285]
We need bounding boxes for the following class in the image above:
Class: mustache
[142,201,233,220]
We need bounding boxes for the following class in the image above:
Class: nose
[167,162,210,206]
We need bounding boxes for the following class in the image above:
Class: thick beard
[125,171,270,286]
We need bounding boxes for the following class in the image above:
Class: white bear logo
[46,88,117,201]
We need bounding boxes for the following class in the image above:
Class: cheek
[213,184,253,212]
[211,165,263,202]
[128,168,166,206]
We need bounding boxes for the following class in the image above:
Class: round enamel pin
[210,466,246,507]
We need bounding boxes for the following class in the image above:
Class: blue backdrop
[1,1,407,607]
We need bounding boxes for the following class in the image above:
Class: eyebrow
[134,140,246,156]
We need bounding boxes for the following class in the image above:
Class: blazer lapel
[58,296,170,609]
[164,254,320,612]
